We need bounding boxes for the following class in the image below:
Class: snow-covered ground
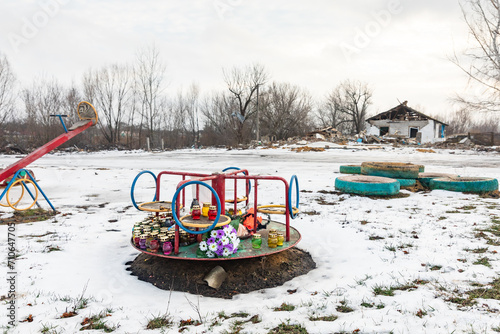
[1,145,500,334]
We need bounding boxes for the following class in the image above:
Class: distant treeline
[1,48,498,151]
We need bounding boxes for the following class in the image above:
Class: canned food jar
[191,205,201,220]
[150,239,159,253]
[208,205,217,221]
[145,232,153,250]
[163,241,173,255]
[252,234,262,249]
[202,203,210,217]
[277,232,284,246]
[268,233,278,248]
[159,235,168,247]
[134,235,141,247]
[139,234,147,250]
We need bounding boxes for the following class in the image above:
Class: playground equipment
[0,102,98,211]
[130,167,301,260]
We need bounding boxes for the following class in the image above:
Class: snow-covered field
[1,144,500,334]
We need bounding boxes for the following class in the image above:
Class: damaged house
[365,101,447,143]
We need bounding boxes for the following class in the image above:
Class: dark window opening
[409,127,419,138]
[380,127,389,136]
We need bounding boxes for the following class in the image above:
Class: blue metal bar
[24,169,56,212]
[0,169,56,212]
[50,114,69,133]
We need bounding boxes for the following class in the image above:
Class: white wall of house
[365,119,443,143]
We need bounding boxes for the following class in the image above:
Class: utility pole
[256,84,260,143]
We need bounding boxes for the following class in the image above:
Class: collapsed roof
[367,101,447,125]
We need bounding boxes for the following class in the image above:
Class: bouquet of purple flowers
[198,225,240,258]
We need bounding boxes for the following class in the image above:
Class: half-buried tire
[430,176,499,193]
[361,162,420,179]
[335,175,400,196]
[418,173,457,189]
[396,178,416,187]
[339,165,362,174]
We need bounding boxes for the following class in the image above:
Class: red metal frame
[150,169,292,255]
[0,121,93,183]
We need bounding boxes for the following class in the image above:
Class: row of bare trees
[0,50,374,151]
[2,1,500,151]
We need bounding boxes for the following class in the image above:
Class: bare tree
[0,54,16,126]
[223,63,269,143]
[22,77,65,146]
[200,91,237,146]
[135,45,167,148]
[184,83,200,147]
[83,64,132,145]
[444,107,500,134]
[325,80,372,134]
[317,91,352,133]
[443,108,473,134]
[452,0,500,111]
[259,82,314,140]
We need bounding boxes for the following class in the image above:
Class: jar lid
[203,203,210,207]
[253,234,261,239]
[269,229,277,233]
[160,236,168,241]
[192,205,200,210]
[140,234,147,238]
[209,205,216,210]
[151,231,159,235]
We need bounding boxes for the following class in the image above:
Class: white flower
[232,238,240,247]
[230,234,238,242]
[222,248,231,257]
[224,227,233,236]
[210,230,218,238]
[209,243,218,252]
[206,251,215,258]
[199,241,207,251]
[221,236,230,245]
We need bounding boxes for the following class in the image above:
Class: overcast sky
[0,0,473,117]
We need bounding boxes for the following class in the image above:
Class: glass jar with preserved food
[252,234,262,249]
[162,241,173,255]
[191,205,201,220]
[268,233,278,248]
[208,205,217,221]
[139,234,147,250]
[277,232,284,246]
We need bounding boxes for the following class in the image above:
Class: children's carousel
[130,167,301,261]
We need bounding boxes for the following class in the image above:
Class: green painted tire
[417,173,457,189]
[430,177,499,193]
[339,165,362,174]
[335,175,400,196]
[396,178,416,187]
[361,162,420,179]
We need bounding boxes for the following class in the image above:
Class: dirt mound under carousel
[126,247,316,299]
